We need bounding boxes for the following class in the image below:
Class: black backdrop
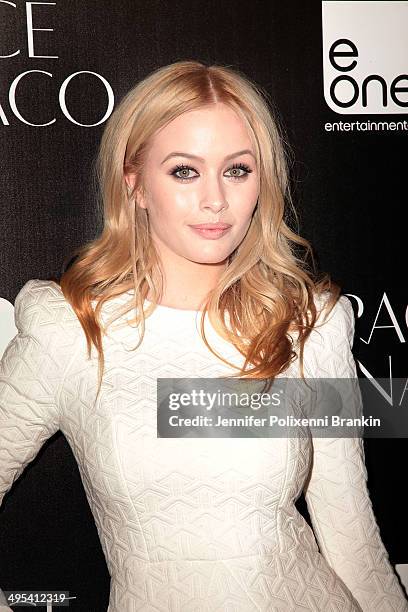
[0,1,407,610]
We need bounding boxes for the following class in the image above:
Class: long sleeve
[0,280,63,505]
[303,295,408,611]
[0,280,66,610]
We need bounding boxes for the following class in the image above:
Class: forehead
[148,104,253,156]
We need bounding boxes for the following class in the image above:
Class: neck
[149,243,228,310]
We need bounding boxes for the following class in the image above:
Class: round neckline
[144,298,203,314]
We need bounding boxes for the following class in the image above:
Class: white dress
[0,279,407,612]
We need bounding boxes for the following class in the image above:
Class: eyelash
[169,162,253,182]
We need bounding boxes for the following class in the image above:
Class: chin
[188,252,230,265]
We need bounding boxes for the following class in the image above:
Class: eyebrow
[160,149,255,165]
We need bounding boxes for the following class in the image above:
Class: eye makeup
[169,162,253,182]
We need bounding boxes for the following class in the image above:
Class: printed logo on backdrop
[0,1,114,126]
[322,1,408,115]
[345,292,408,412]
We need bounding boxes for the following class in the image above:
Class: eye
[227,163,252,180]
[169,162,253,182]
[170,164,198,181]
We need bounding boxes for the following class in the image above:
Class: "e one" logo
[322,1,408,114]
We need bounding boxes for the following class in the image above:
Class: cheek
[146,188,190,228]
[229,177,258,205]
[231,193,258,223]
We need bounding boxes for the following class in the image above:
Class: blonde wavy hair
[59,60,341,395]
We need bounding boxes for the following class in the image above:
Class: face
[128,103,260,267]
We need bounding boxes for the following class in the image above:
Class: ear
[124,173,147,210]
[124,173,134,190]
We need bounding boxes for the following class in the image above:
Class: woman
[1,60,407,611]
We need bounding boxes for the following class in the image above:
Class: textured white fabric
[0,279,407,611]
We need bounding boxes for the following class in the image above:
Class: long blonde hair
[59,60,341,395]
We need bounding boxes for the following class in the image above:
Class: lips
[188,223,232,240]
[189,223,232,229]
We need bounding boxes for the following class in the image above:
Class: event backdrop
[0,1,407,609]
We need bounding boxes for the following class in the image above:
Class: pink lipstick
[188,223,232,239]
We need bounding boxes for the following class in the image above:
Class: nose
[200,175,229,215]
